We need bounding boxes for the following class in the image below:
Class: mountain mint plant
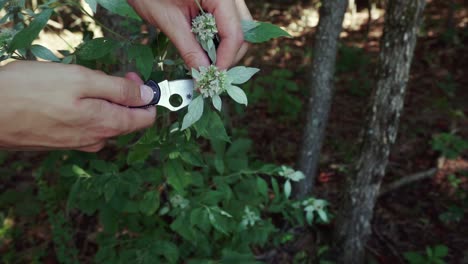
[181,9,261,130]
[279,165,306,199]
[191,12,218,63]
[0,1,331,262]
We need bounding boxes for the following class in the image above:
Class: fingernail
[140,85,154,104]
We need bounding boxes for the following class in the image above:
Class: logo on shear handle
[139,79,194,111]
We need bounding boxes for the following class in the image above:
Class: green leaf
[30,44,60,62]
[138,126,158,145]
[9,9,53,52]
[96,0,140,20]
[192,68,201,79]
[207,209,229,235]
[243,21,291,43]
[181,95,204,130]
[211,139,226,157]
[241,20,260,33]
[201,39,217,64]
[256,177,268,197]
[170,214,196,241]
[165,160,191,193]
[61,55,74,64]
[194,110,230,142]
[284,180,292,199]
[139,191,160,216]
[208,41,217,64]
[317,209,328,222]
[214,155,224,174]
[403,252,426,264]
[84,0,98,12]
[110,197,139,213]
[190,208,211,232]
[221,249,257,264]
[227,66,260,85]
[180,152,205,167]
[99,207,118,233]
[66,179,82,211]
[76,38,119,60]
[258,164,279,175]
[127,144,153,165]
[306,211,314,225]
[426,247,433,258]
[0,0,8,10]
[153,240,179,263]
[90,160,118,173]
[271,178,280,197]
[226,85,248,106]
[226,138,251,157]
[226,156,248,172]
[434,245,448,258]
[212,95,222,111]
[128,44,154,80]
[72,165,91,178]
[103,180,117,202]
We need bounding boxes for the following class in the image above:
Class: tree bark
[295,0,348,198]
[332,1,426,263]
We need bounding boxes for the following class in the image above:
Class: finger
[81,74,154,107]
[93,70,106,76]
[77,141,106,153]
[128,0,210,69]
[81,99,156,137]
[225,0,252,66]
[207,2,244,69]
[169,19,211,69]
[125,72,144,85]
[236,0,253,21]
[234,42,250,65]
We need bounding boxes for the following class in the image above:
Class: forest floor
[240,0,468,263]
[1,0,467,263]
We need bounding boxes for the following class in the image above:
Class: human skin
[0,0,252,152]
[127,0,252,69]
[0,61,155,152]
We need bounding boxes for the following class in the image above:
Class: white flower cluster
[191,13,218,42]
[278,166,305,182]
[193,65,228,98]
[170,195,190,209]
[302,198,328,224]
[241,206,261,228]
[278,166,305,199]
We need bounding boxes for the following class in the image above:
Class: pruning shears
[134,79,194,111]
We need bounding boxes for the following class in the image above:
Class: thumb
[81,73,154,107]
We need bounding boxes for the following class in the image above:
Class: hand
[128,0,252,70]
[0,61,156,152]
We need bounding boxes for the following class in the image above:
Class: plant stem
[194,0,205,14]
[46,25,75,51]
[65,1,127,41]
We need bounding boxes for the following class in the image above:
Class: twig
[379,168,437,197]
[193,0,205,14]
[255,249,277,262]
[372,226,405,264]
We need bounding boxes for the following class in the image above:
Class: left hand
[128,0,252,70]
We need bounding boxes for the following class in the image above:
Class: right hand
[128,0,252,70]
[0,61,156,152]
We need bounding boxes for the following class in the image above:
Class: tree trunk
[332,1,426,263]
[295,0,348,198]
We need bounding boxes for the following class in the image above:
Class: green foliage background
[0,1,328,263]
